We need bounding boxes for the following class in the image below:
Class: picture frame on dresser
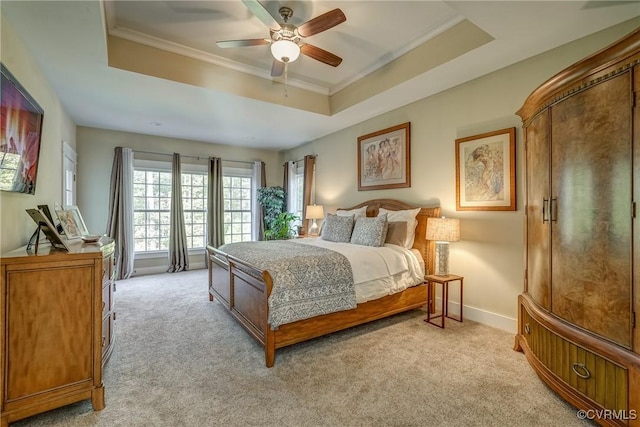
[25,208,70,251]
[55,205,89,239]
[455,127,516,211]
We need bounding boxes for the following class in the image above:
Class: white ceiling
[2,1,639,150]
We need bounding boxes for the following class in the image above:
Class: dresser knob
[524,323,531,334]
[572,362,591,379]
[102,337,106,347]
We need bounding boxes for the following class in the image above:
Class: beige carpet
[12,269,593,427]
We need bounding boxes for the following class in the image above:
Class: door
[62,141,77,206]
[550,72,633,348]
[525,110,551,309]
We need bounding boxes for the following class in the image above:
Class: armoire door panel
[526,110,551,309]
[550,73,632,348]
[634,63,640,354]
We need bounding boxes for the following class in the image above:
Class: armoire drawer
[521,306,628,413]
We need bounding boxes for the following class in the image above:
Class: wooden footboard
[208,246,428,368]
[208,247,273,351]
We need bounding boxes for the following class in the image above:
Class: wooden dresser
[515,28,640,426]
[0,237,115,427]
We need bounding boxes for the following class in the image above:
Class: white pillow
[378,207,420,248]
[336,206,367,219]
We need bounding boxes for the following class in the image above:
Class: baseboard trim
[435,297,517,333]
[133,262,206,277]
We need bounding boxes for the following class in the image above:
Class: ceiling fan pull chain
[284,62,289,98]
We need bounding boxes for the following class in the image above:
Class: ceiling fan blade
[216,39,270,48]
[301,44,342,67]
[241,0,280,29]
[297,9,346,38]
[271,60,285,77]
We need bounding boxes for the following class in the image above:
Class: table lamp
[425,216,460,276]
[306,205,324,236]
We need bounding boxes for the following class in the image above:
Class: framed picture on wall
[55,205,89,239]
[357,122,411,191]
[455,127,516,211]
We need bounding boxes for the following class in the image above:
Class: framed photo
[357,122,411,191]
[55,205,89,239]
[1,64,44,195]
[455,127,516,211]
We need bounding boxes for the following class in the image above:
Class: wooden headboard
[339,199,440,276]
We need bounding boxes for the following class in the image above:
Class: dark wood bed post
[262,271,276,367]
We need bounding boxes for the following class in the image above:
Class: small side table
[424,274,464,328]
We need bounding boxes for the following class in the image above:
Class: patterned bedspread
[219,240,356,329]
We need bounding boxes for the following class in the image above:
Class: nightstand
[424,274,464,328]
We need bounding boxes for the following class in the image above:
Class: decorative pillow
[351,214,388,247]
[336,206,367,219]
[385,221,408,247]
[320,213,355,243]
[378,207,420,248]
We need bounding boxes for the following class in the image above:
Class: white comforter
[294,238,425,303]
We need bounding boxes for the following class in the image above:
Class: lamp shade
[271,40,301,63]
[426,217,460,242]
[305,205,324,220]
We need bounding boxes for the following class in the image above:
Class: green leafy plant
[257,186,285,229]
[257,186,298,240]
[264,212,299,240]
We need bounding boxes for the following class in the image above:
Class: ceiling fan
[216,0,346,77]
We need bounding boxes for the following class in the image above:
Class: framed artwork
[1,64,44,195]
[455,127,516,211]
[357,122,411,191]
[55,205,89,239]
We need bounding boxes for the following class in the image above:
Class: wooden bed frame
[207,199,440,367]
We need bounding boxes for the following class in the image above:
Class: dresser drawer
[102,283,112,317]
[102,314,114,357]
[102,255,112,285]
[521,305,628,413]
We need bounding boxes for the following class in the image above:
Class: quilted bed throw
[219,240,356,329]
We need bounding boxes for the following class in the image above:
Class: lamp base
[308,219,319,236]
[434,242,450,276]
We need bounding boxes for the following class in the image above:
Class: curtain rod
[290,155,318,164]
[134,149,254,165]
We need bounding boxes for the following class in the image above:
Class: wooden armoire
[515,28,640,426]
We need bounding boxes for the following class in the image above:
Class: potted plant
[264,212,299,240]
[257,186,298,240]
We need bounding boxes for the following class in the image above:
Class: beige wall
[0,13,77,253]
[283,19,640,332]
[76,127,282,272]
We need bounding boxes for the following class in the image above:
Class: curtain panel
[167,153,189,272]
[303,155,315,230]
[207,157,224,248]
[252,161,266,241]
[106,147,134,280]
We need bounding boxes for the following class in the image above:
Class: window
[181,173,207,249]
[223,174,252,243]
[0,152,20,190]
[295,169,304,225]
[133,162,208,253]
[286,161,305,229]
[133,160,255,255]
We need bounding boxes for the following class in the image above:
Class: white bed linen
[294,238,425,303]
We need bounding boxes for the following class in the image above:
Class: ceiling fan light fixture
[271,39,300,63]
